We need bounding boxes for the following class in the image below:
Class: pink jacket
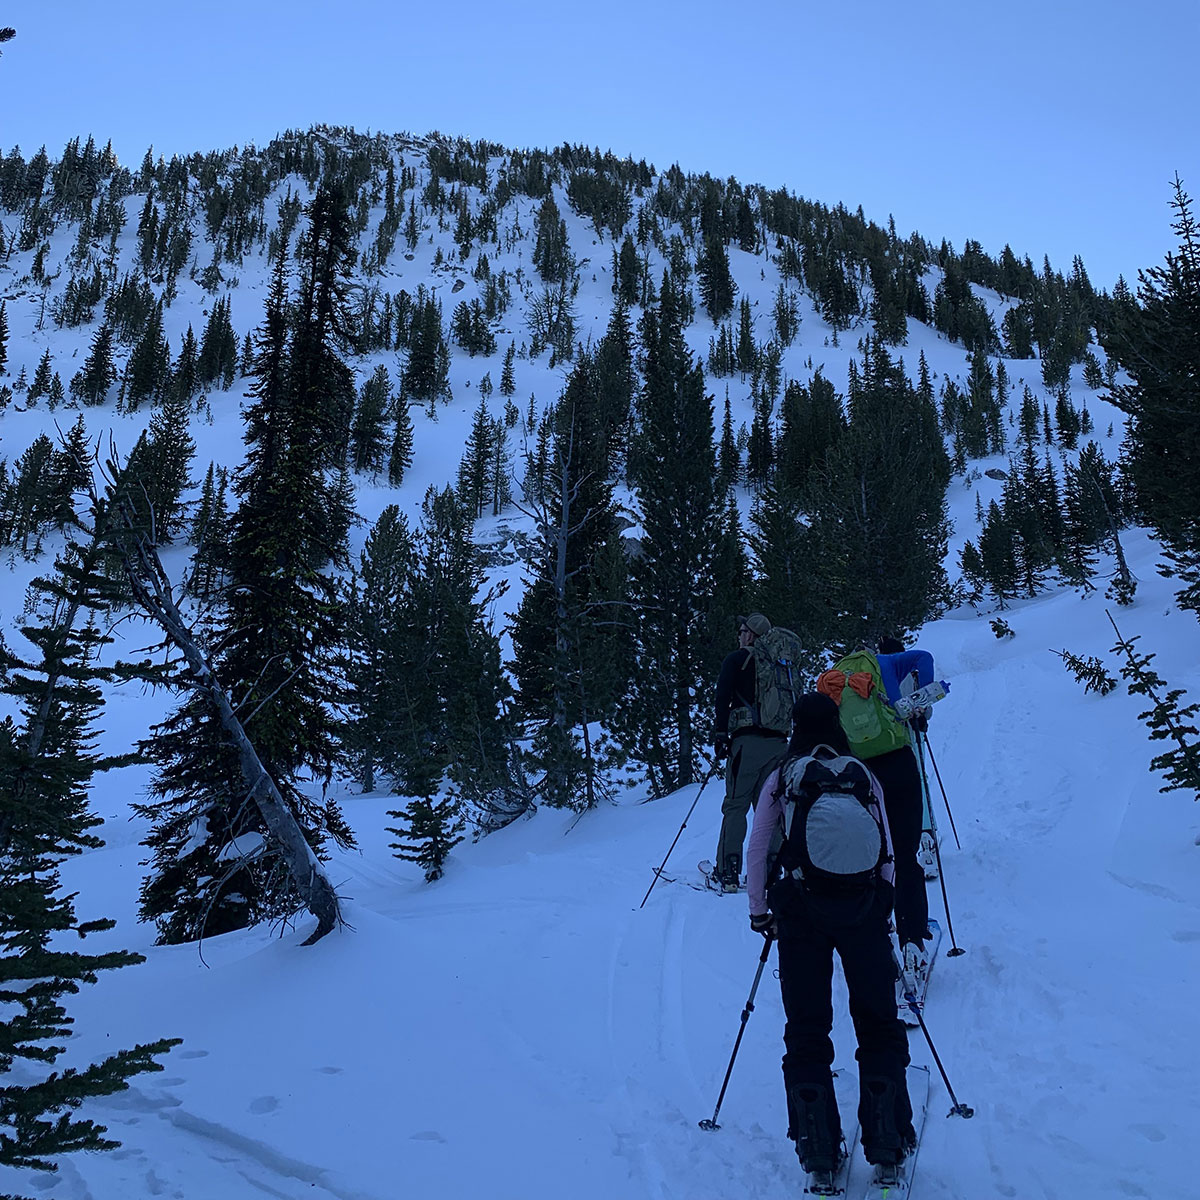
[746,760,895,917]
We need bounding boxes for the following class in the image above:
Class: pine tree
[69,322,117,406]
[188,462,231,599]
[0,299,8,376]
[532,195,571,284]
[344,504,413,792]
[510,354,629,809]
[387,796,464,882]
[499,341,517,397]
[388,390,415,487]
[1104,175,1200,609]
[137,186,358,942]
[121,387,196,544]
[170,325,199,408]
[1108,612,1200,805]
[122,300,170,411]
[697,234,736,324]
[350,364,391,476]
[0,531,180,1183]
[457,397,495,520]
[804,339,951,648]
[196,296,238,391]
[618,280,719,793]
[26,347,53,403]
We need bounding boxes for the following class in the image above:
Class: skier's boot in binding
[860,1074,905,1169]
[918,830,939,880]
[787,1079,841,1189]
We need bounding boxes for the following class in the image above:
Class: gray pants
[716,731,787,879]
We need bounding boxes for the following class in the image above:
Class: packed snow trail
[11,530,1195,1198]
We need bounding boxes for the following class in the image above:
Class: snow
[2,134,1198,1198]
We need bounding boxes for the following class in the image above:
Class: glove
[714,733,731,761]
[750,911,776,938]
[909,709,929,734]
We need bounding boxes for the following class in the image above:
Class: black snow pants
[771,878,914,1168]
[863,745,929,947]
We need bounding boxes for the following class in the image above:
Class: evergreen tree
[0,300,8,376]
[344,504,414,792]
[196,296,238,391]
[618,281,719,793]
[1108,613,1200,804]
[499,341,517,397]
[532,195,571,284]
[350,364,391,476]
[510,354,629,809]
[404,298,451,404]
[776,371,845,497]
[170,325,199,407]
[0,532,180,1186]
[1104,172,1200,604]
[137,186,358,943]
[616,232,640,306]
[977,499,1020,605]
[122,300,170,411]
[388,390,415,487]
[804,339,951,648]
[26,348,53,403]
[69,322,117,406]
[188,462,231,599]
[121,387,196,544]
[387,796,464,882]
[457,397,496,520]
[697,233,736,323]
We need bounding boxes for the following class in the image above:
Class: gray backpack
[778,746,887,893]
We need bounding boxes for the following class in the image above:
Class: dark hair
[789,692,851,757]
[877,635,904,655]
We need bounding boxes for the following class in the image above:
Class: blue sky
[1,0,1195,289]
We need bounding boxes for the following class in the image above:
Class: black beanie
[789,692,851,757]
[877,635,904,655]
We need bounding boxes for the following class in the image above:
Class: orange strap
[816,669,846,703]
[847,671,875,699]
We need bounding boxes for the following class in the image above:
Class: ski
[653,869,710,894]
[896,919,942,1027]
[855,1065,929,1199]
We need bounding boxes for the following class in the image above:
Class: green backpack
[729,626,805,737]
[828,650,911,760]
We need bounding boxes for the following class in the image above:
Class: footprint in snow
[248,1095,280,1114]
[410,1130,448,1143]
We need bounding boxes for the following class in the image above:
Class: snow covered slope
[2,131,1197,1198]
[25,534,1197,1200]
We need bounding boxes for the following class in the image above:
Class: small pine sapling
[1107,612,1200,809]
[1052,648,1118,696]
[388,796,465,882]
[990,617,1015,639]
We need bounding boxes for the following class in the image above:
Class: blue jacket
[877,649,935,705]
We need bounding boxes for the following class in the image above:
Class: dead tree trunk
[104,490,343,945]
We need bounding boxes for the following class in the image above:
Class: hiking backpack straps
[816,650,911,760]
[729,626,805,737]
[778,745,887,893]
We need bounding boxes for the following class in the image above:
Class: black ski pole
[639,758,721,909]
[915,738,965,958]
[699,934,774,1131]
[891,949,974,1120]
[921,732,961,851]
